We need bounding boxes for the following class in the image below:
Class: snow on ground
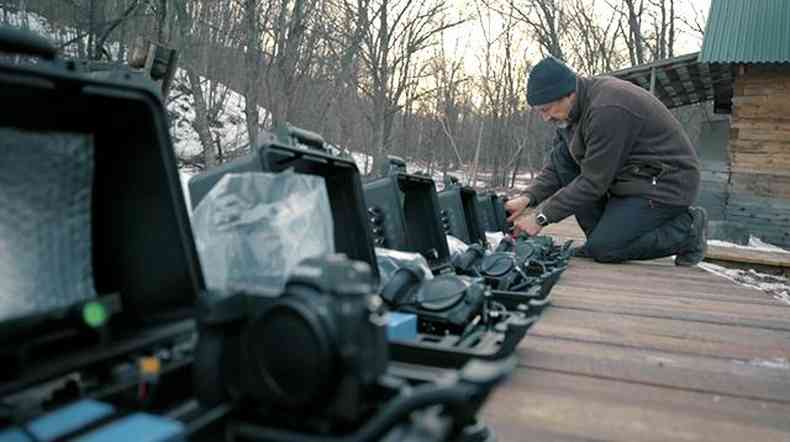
[0,7,262,166]
[698,261,790,305]
[734,358,790,370]
[2,7,64,46]
[709,237,790,254]
[347,151,533,193]
[701,236,790,303]
[168,69,267,160]
[2,6,122,59]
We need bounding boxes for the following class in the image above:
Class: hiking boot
[675,206,708,267]
[571,245,592,259]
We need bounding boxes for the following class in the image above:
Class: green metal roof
[699,0,790,63]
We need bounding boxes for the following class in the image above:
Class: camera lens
[246,301,334,408]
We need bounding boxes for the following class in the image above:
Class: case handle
[0,26,57,60]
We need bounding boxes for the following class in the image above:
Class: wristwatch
[535,213,549,227]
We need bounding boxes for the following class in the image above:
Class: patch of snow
[709,237,789,254]
[0,6,100,60]
[167,68,268,161]
[734,358,790,370]
[350,152,373,175]
[747,236,789,253]
[697,262,790,305]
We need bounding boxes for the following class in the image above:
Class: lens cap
[416,275,470,311]
[514,241,537,259]
[480,253,515,277]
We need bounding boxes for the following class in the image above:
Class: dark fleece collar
[568,77,588,124]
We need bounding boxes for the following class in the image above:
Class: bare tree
[243,0,263,148]
[645,0,676,60]
[677,0,706,39]
[607,0,648,65]
[566,0,624,75]
[480,0,568,60]
[358,0,464,174]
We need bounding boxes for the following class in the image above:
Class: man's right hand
[506,195,531,222]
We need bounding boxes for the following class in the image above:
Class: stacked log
[727,65,790,247]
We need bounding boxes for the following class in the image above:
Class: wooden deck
[480,218,790,442]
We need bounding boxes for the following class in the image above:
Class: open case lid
[492,195,508,233]
[364,172,451,273]
[0,27,204,396]
[437,186,486,245]
[0,29,203,334]
[476,193,498,233]
[189,137,381,286]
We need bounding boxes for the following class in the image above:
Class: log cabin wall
[727,64,790,247]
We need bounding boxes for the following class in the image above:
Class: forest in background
[2,0,717,190]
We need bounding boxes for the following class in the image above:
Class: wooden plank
[741,86,790,96]
[549,292,790,332]
[731,120,790,131]
[526,307,790,358]
[735,130,790,143]
[734,104,790,118]
[554,273,787,307]
[728,192,790,210]
[559,257,757,287]
[725,217,790,243]
[731,172,790,198]
[725,211,790,226]
[732,152,790,164]
[730,167,790,178]
[707,244,790,268]
[481,368,790,442]
[517,335,790,402]
[730,140,790,153]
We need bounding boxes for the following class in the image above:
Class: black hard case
[363,172,453,274]
[437,186,486,245]
[188,141,381,286]
[0,29,203,395]
[476,193,499,233]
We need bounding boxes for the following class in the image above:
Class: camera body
[194,254,388,428]
[380,265,485,335]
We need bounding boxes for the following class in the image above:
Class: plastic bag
[191,170,335,293]
[375,248,433,291]
[446,235,469,260]
[485,232,506,252]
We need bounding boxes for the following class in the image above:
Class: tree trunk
[244,0,261,149]
[187,70,217,167]
[470,120,484,188]
[157,0,168,44]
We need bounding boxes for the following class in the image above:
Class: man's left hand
[512,213,544,237]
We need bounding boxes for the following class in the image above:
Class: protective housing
[437,185,486,246]
[0,27,203,395]
[476,193,499,233]
[364,171,452,274]
[189,135,380,286]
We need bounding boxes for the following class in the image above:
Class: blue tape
[0,400,114,442]
[75,413,184,442]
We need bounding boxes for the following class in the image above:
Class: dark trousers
[550,140,693,263]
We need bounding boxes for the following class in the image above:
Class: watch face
[536,214,548,226]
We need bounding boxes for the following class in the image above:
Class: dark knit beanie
[527,56,577,106]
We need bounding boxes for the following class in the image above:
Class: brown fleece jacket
[524,76,701,223]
